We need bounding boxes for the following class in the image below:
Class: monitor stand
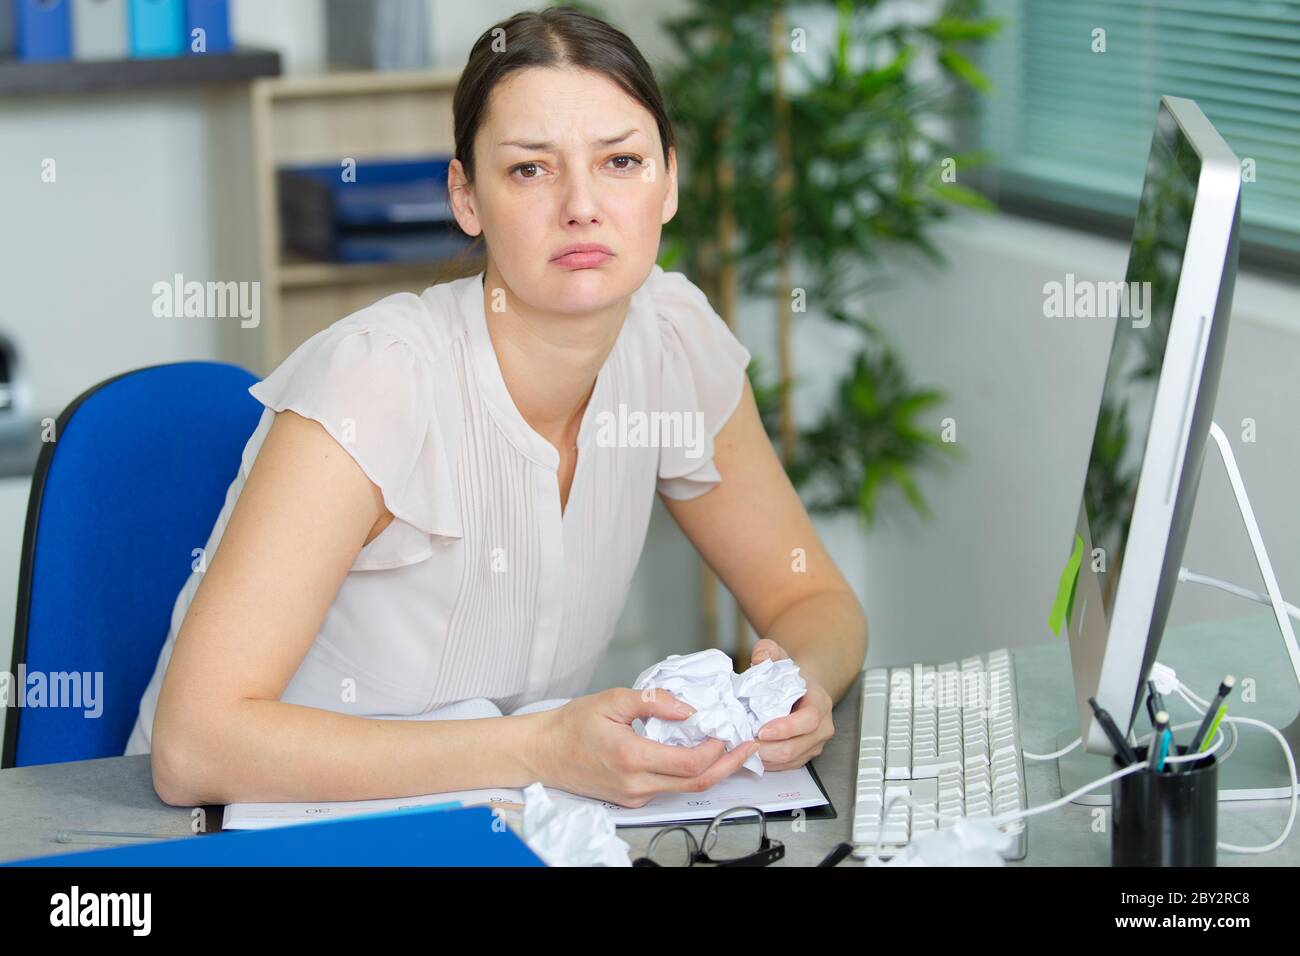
[1060,421,1300,804]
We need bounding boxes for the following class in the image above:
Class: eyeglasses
[631,806,785,867]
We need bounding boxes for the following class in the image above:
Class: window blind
[980,0,1300,254]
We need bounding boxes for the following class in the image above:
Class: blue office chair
[3,362,263,768]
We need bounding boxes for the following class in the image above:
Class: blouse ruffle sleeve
[650,264,753,500]
[243,316,462,570]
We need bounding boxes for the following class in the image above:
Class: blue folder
[16,0,72,62]
[184,0,228,54]
[128,0,182,57]
[6,805,545,867]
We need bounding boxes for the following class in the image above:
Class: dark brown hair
[454,6,675,184]
[439,6,675,279]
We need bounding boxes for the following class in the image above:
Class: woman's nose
[559,169,602,224]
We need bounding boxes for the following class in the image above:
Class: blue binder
[16,0,72,62]
[128,0,181,57]
[184,0,227,54]
[278,157,472,263]
[5,805,545,867]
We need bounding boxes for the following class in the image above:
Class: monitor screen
[1082,107,1203,618]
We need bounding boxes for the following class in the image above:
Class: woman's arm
[150,409,548,807]
[659,376,869,704]
[659,377,867,772]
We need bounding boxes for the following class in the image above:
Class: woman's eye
[609,154,644,171]
[510,155,643,180]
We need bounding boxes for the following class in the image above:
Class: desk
[1,614,1296,865]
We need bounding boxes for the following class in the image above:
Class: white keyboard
[851,650,1027,860]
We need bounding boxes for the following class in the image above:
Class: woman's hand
[530,688,760,808]
[750,638,835,772]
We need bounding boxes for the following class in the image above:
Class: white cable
[1179,680,1210,709]
[1179,566,1300,624]
[988,760,1151,827]
[1022,707,1152,763]
[1167,676,1296,853]
[1149,662,1180,696]
[1214,714,1298,853]
[1023,738,1080,761]
[993,724,1228,829]
[1010,678,1293,854]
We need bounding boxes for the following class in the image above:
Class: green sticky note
[1048,533,1085,637]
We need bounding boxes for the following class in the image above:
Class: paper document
[221,695,828,830]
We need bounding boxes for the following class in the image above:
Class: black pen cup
[1111,744,1218,866]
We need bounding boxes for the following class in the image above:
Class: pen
[1197,707,1228,754]
[1146,679,1166,727]
[1089,697,1138,766]
[1153,710,1171,772]
[817,842,853,867]
[55,830,169,845]
[1187,676,1236,756]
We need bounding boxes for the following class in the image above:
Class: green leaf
[937,48,993,94]
[928,180,996,211]
[858,47,913,95]
[890,461,931,517]
[655,0,996,529]
[858,464,883,526]
[656,239,685,271]
[928,16,1004,42]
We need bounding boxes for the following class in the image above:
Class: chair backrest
[3,361,262,768]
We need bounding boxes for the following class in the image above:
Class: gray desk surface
[2,612,1296,865]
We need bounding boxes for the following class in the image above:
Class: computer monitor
[1066,96,1242,756]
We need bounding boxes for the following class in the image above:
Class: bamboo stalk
[770,6,796,469]
[715,23,749,667]
[693,22,738,660]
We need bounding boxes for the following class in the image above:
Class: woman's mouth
[550,245,614,270]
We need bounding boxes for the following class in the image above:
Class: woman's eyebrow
[498,129,641,150]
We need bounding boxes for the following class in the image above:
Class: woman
[131,7,868,810]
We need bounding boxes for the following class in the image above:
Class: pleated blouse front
[124,264,751,755]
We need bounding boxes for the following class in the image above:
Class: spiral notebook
[219,697,835,830]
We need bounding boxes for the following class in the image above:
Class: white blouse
[124,264,751,755]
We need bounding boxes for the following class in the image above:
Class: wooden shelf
[250,67,467,370]
[278,253,484,289]
[259,66,461,100]
[0,46,281,96]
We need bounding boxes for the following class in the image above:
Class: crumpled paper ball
[879,817,1014,867]
[519,782,631,867]
[632,648,807,775]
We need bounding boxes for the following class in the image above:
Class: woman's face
[450,66,677,314]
